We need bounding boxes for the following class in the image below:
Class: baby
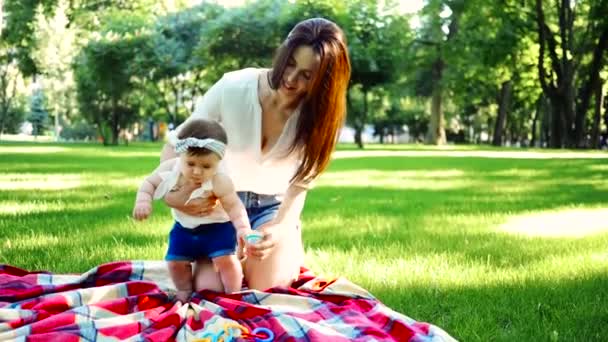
[133,119,252,302]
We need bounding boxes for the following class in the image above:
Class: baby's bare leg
[212,255,243,293]
[167,261,193,302]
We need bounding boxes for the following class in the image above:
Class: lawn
[1,141,607,341]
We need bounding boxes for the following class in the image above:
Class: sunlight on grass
[0,199,117,215]
[0,146,69,154]
[0,172,141,191]
[106,151,160,158]
[3,232,62,250]
[332,150,608,160]
[305,247,608,290]
[0,201,55,215]
[0,173,84,190]
[499,208,608,238]
[490,169,550,177]
[317,170,469,190]
[588,164,608,171]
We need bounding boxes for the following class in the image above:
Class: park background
[1,0,608,341]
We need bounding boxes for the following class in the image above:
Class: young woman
[160,17,351,292]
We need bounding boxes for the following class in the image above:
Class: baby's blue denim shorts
[165,221,237,261]
[165,192,281,262]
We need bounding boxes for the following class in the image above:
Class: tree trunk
[604,95,608,135]
[575,27,608,148]
[558,0,576,147]
[550,98,566,148]
[111,99,119,145]
[354,127,363,148]
[426,58,446,145]
[531,96,541,147]
[540,96,551,147]
[355,89,369,149]
[590,79,603,148]
[492,80,512,146]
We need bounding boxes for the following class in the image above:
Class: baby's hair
[177,119,228,156]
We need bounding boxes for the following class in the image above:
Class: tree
[195,0,286,80]
[2,0,161,75]
[535,0,608,148]
[414,0,466,145]
[344,0,411,148]
[74,12,150,145]
[139,4,224,126]
[0,49,25,139]
[32,0,79,140]
[28,88,49,137]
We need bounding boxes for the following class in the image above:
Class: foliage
[27,89,49,136]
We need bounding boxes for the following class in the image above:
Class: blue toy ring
[252,327,274,342]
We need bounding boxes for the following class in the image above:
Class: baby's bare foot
[175,290,192,303]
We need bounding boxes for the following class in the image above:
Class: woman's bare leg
[192,258,224,292]
[212,255,243,293]
[244,224,304,290]
[167,261,193,302]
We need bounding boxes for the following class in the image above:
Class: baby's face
[180,152,221,186]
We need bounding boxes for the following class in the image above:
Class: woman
[160,17,351,291]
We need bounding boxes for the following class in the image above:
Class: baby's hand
[236,229,254,260]
[133,201,152,220]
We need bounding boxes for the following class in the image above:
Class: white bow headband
[174,137,226,158]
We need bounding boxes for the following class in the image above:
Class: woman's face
[279,45,320,99]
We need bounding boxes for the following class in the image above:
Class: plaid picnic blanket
[0,261,455,341]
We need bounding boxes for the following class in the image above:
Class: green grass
[1,141,607,341]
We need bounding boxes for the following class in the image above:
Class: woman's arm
[160,143,177,162]
[273,184,308,227]
[247,184,307,259]
[162,77,226,211]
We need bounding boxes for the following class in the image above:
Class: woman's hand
[164,190,218,216]
[182,196,219,216]
[246,223,281,260]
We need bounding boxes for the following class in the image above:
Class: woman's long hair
[269,18,351,184]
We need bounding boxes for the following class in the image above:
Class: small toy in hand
[245,232,263,244]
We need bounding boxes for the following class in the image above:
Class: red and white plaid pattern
[0,261,455,341]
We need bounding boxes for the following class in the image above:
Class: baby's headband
[174,137,226,159]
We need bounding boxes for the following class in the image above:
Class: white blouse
[167,68,305,195]
[152,161,230,228]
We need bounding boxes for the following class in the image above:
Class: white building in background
[20,122,33,135]
[338,125,412,144]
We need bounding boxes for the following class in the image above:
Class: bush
[60,121,97,141]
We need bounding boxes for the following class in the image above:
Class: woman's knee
[212,255,240,270]
[192,260,224,292]
[245,255,300,290]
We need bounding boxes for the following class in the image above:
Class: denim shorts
[237,192,281,230]
[166,192,282,262]
[165,221,237,261]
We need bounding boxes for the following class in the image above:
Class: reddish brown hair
[269,18,351,184]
